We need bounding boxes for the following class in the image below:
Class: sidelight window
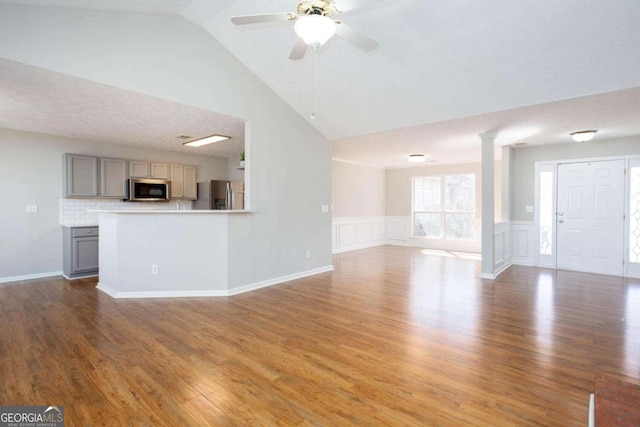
[630,166,640,263]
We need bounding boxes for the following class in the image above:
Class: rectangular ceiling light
[183,134,230,147]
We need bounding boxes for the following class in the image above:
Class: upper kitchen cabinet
[100,158,127,198]
[129,161,169,179]
[170,164,197,200]
[65,154,127,199]
[65,154,98,197]
[150,163,169,179]
[129,160,148,178]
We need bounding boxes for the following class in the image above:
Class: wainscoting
[333,216,482,254]
[493,221,512,275]
[332,217,539,278]
[332,217,387,254]
[511,221,538,266]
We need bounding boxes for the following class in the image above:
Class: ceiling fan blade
[289,37,309,60]
[231,13,296,25]
[335,22,378,52]
[333,0,369,13]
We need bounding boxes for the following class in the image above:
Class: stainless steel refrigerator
[194,181,244,210]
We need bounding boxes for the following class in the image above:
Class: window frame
[411,173,476,241]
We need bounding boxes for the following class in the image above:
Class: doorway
[556,160,625,275]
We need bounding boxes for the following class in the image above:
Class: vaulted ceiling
[1,0,639,166]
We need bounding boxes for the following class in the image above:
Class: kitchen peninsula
[94,209,252,298]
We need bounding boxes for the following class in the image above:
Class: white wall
[0,128,228,280]
[332,160,385,218]
[0,4,332,287]
[511,136,640,221]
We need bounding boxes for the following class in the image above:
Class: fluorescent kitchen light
[183,134,230,147]
[408,154,426,163]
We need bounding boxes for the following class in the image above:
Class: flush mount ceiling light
[294,14,337,48]
[408,154,426,163]
[570,130,597,142]
[183,134,230,147]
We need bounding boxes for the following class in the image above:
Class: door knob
[558,220,564,224]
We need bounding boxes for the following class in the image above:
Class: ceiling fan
[230,0,379,60]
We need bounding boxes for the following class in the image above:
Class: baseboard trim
[228,265,334,296]
[96,283,228,299]
[62,273,99,280]
[480,263,512,280]
[96,265,335,299]
[0,271,63,284]
[332,241,385,254]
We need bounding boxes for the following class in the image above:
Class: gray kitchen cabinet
[170,164,197,200]
[65,154,98,197]
[63,226,99,278]
[100,158,127,198]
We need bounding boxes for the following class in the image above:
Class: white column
[480,133,497,278]
[501,146,512,221]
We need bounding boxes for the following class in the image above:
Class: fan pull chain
[310,46,317,120]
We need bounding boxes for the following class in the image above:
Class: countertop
[87,209,253,214]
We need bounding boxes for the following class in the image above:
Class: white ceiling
[1,0,639,167]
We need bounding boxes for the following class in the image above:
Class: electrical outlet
[525,205,534,213]
[321,205,329,213]
[305,250,311,259]
[26,205,38,213]
[151,265,159,275]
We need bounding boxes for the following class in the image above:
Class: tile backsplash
[59,199,193,226]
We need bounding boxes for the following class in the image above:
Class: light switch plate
[26,205,38,213]
[321,205,329,213]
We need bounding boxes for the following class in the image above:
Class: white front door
[556,160,625,275]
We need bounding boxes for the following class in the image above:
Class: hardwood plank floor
[1,245,639,426]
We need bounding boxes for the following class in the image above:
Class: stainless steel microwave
[127,178,171,202]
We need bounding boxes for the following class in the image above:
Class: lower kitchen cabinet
[63,226,99,278]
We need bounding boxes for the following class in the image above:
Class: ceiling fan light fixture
[570,130,597,142]
[408,154,426,163]
[294,14,337,48]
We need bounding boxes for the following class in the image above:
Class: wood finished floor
[1,245,639,426]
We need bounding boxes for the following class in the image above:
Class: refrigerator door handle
[226,181,232,210]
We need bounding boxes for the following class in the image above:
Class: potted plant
[239,151,245,168]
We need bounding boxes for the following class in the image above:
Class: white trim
[386,158,497,170]
[227,265,334,296]
[332,216,387,224]
[333,241,384,254]
[479,262,511,280]
[331,157,384,169]
[96,265,334,299]
[62,273,99,280]
[0,271,62,284]
[588,394,595,427]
